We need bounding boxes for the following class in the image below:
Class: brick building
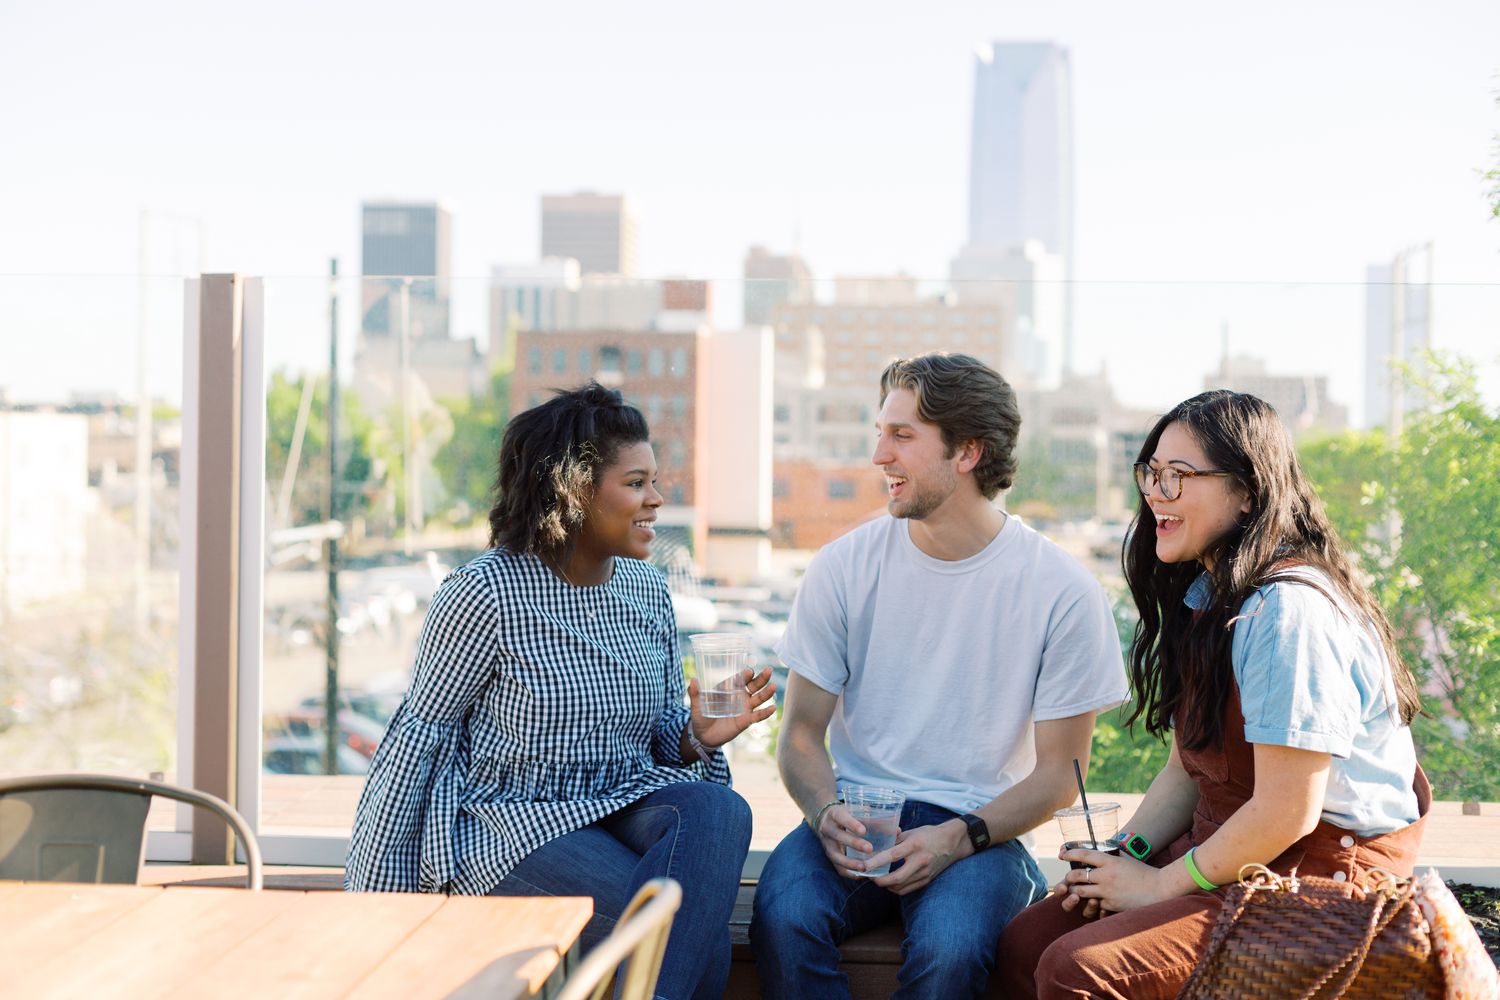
[770,460,888,551]
[511,327,706,510]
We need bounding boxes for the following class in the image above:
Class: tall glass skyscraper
[967,42,1074,259]
[955,42,1074,384]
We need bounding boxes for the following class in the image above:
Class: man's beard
[889,474,953,521]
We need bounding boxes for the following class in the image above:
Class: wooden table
[0,882,592,999]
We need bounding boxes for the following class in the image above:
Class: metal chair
[555,877,683,1000]
[0,773,263,890]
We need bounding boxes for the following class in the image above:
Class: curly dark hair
[1123,390,1422,750]
[487,382,650,560]
[878,352,1021,498]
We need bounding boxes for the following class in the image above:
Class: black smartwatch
[959,813,991,853]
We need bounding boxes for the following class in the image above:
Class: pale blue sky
[2,0,1497,415]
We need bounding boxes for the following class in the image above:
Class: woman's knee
[670,779,753,840]
[995,895,1082,997]
[1033,934,1115,1000]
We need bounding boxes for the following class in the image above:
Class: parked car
[264,706,387,759]
[298,685,404,729]
[263,735,370,776]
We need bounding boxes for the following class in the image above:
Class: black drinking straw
[1072,758,1098,848]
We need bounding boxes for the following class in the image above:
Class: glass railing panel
[0,274,186,830]
[255,272,1499,844]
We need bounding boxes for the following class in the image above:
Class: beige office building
[540,192,639,277]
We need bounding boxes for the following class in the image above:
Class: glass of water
[688,633,751,717]
[844,785,905,876]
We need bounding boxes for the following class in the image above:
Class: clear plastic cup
[844,785,905,876]
[688,633,751,717]
[1054,802,1121,869]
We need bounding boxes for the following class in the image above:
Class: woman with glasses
[996,389,1429,999]
[345,382,776,1000]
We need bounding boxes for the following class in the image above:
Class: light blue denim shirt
[1185,570,1419,835]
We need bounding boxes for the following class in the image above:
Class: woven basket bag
[1177,864,1445,999]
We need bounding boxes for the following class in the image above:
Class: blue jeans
[488,781,751,1000]
[750,799,1047,1000]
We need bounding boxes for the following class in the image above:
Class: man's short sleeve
[1233,583,1359,758]
[773,548,849,696]
[1031,579,1129,722]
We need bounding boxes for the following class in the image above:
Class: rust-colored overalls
[995,686,1429,999]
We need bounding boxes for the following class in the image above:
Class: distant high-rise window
[828,480,855,499]
[360,201,451,340]
[527,347,542,375]
[578,348,592,374]
[552,348,568,374]
[627,350,642,375]
[649,348,665,376]
[671,348,687,376]
[364,210,411,236]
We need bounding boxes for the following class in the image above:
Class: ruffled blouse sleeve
[345,567,499,892]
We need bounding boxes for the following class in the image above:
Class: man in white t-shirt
[749,353,1128,999]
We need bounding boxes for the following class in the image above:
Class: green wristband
[1183,847,1219,891]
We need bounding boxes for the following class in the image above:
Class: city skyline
[2,0,1499,419]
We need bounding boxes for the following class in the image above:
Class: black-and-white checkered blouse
[344,547,730,894]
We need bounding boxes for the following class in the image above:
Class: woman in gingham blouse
[346,383,775,999]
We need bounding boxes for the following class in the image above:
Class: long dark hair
[487,382,650,561]
[1123,390,1421,750]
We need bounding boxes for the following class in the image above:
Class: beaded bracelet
[1183,847,1220,891]
[810,798,844,833]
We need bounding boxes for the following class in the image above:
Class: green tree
[432,371,510,525]
[362,390,456,534]
[265,370,380,529]
[1088,591,1172,793]
[1300,355,1500,800]
[1088,707,1171,793]
[1008,437,1096,522]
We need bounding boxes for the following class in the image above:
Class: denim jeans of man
[750,799,1047,1000]
[488,780,751,1000]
